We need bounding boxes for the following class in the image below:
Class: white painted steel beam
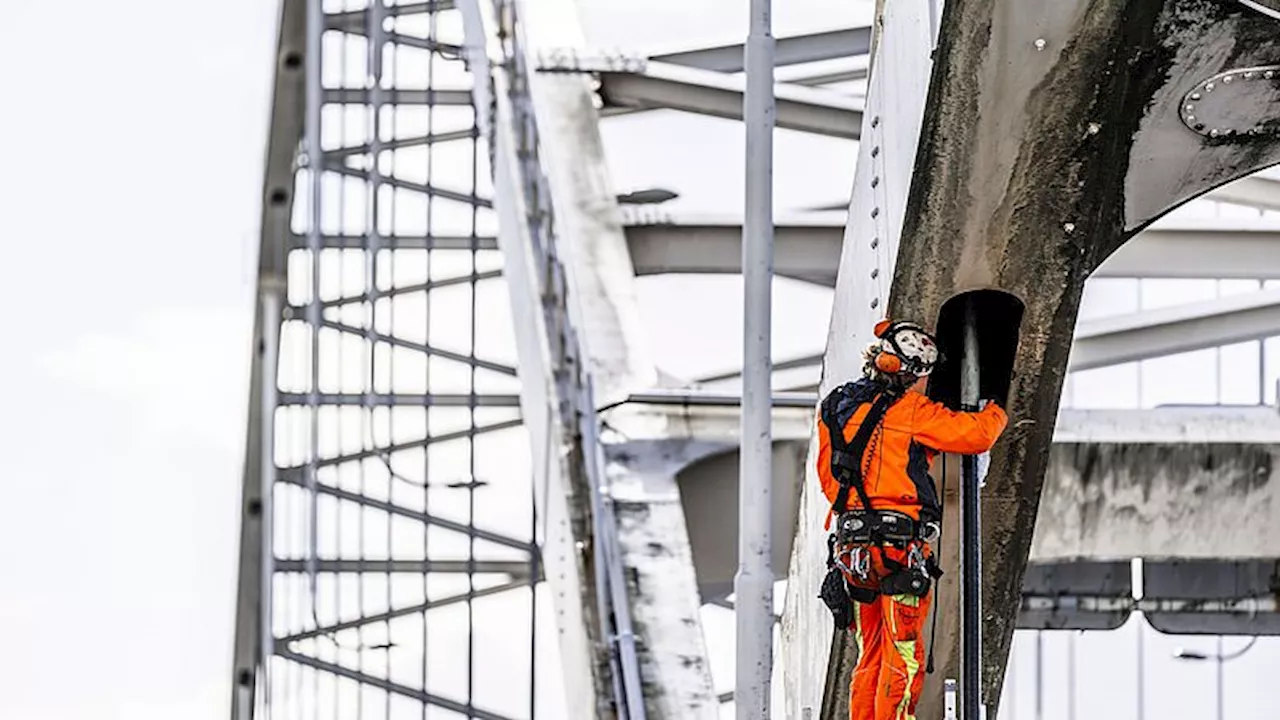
[624,214,844,285]
[598,62,863,139]
[1097,219,1280,279]
[624,216,1280,284]
[651,26,872,72]
[518,0,716,716]
[1069,288,1280,371]
[677,274,1280,388]
[1205,172,1280,212]
[650,26,870,72]
[459,4,602,716]
[774,55,871,86]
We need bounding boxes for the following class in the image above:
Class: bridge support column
[887,1,1280,716]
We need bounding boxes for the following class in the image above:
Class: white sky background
[1,1,1279,719]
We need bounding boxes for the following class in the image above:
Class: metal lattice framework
[229,2,1280,719]
[232,2,550,718]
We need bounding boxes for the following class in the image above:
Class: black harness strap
[821,387,897,515]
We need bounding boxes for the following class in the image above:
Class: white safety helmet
[873,319,940,377]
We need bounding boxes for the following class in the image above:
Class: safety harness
[817,381,942,630]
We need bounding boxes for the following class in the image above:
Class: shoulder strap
[821,385,897,514]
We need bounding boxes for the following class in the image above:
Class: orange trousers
[846,546,932,720]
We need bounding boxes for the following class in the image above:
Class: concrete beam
[1070,288,1280,371]
[1034,408,1280,562]
[651,27,872,73]
[598,62,863,139]
[1053,406,1280,444]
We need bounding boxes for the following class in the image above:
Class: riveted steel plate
[1180,65,1280,138]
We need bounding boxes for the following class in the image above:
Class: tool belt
[834,509,939,546]
[818,529,943,629]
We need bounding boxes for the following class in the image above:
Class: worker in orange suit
[815,319,1008,720]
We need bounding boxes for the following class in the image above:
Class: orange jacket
[816,379,1008,526]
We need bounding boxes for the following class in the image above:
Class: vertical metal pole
[960,297,982,720]
[1216,635,1224,720]
[1136,616,1145,720]
[304,0,324,608]
[944,679,959,720]
[259,287,282,713]
[1034,631,1043,720]
[737,0,774,716]
[1067,632,1077,720]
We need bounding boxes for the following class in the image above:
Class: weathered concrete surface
[1035,442,1280,560]
[887,0,1280,715]
[599,402,812,717]
[1034,407,1280,560]
[601,439,724,718]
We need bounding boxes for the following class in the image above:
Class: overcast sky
[1,1,1278,719]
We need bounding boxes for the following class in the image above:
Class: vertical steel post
[737,0,774,716]
[1216,635,1224,720]
[1034,630,1043,720]
[1136,616,1145,720]
[1067,632,1077,720]
[259,287,281,712]
[960,298,982,720]
[304,0,324,610]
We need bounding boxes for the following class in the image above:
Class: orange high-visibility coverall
[816,382,1007,720]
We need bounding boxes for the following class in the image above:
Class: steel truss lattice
[232,1,547,719]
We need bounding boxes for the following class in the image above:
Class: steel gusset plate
[1180,65,1280,138]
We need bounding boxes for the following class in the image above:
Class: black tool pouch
[819,567,855,628]
[879,567,931,597]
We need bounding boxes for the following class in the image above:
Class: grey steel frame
[231,2,542,718]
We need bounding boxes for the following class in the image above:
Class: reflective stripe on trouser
[848,590,932,720]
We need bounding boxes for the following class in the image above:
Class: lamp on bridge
[615,187,680,205]
[1173,636,1259,720]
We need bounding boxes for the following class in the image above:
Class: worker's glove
[977,451,990,488]
[819,568,855,628]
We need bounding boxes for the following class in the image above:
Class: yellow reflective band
[853,604,865,658]
[893,639,920,720]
